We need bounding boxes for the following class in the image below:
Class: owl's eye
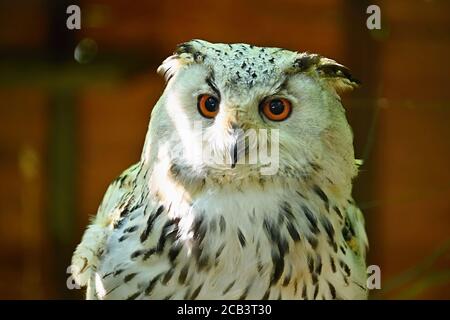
[261,98,292,121]
[198,94,220,118]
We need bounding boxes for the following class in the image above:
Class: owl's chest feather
[97,183,367,300]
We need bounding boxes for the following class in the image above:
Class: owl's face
[145,40,359,186]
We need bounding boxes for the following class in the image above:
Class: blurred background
[0,0,449,299]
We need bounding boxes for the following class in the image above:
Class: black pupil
[269,99,285,115]
[205,96,218,112]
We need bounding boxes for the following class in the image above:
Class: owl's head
[143,40,359,189]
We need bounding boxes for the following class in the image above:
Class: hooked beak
[231,142,238,168]
[230,122,243,169]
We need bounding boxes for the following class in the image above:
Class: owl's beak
[231,142,238,168]
[230,122,244,168]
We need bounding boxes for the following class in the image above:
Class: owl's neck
[139,157,355,216]
[140,126,357,208]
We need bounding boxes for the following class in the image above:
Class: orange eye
[198,94,220,118]
[261,98,292,121]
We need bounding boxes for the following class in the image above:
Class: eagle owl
[71,40,368,300]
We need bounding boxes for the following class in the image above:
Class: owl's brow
[205,75,221,98]
[272,76,290,94]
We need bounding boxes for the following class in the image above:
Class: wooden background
[0,0,449,299]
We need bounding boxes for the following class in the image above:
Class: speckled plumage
[71,40,368,300]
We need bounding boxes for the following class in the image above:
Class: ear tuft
[317,63,360,90]
[293,53,360,92]
[316,58,360,92]
[157,40,205,82]
[293,54,321,72]
[157,55,181,82]
[174,42,205,62]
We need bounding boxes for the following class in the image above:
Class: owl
[71,39,368,300]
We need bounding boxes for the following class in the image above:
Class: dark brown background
[0,0,449,299]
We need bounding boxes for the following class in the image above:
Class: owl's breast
[95,182,367,299]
